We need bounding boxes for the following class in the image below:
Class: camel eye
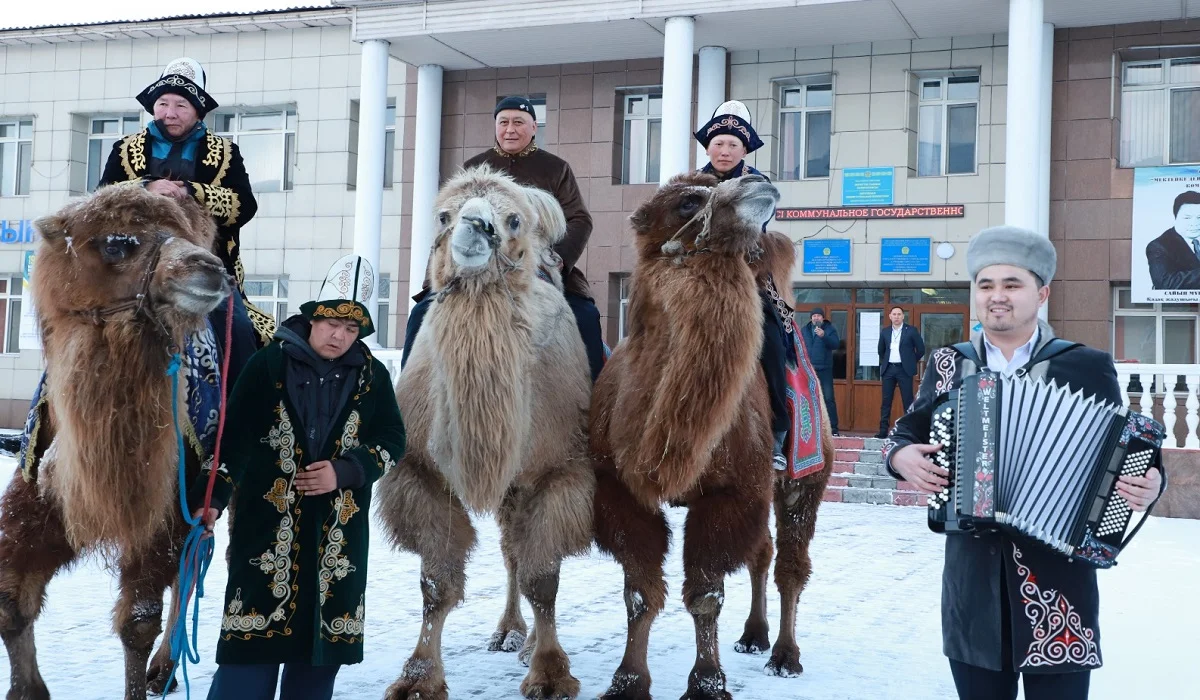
[506,214,520,232]
[98,234,140,263]
[679,195,703,217]
[438,211,450,226]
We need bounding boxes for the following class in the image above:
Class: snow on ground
[1,455,1196,699]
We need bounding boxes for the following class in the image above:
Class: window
[1112,287,1198,364]
[917,75,980,177]
[210,110,297,192]
[621,93,662,184]
[498,94,547,126]
[87,115,142,192]
[0,275,23,353]
[1120,58,1200,166]
[383,102,397,189]
[0,119,33,197]
[617,276,631,339]
[377,275,391,346]
[778,82,832,180]
[245,277,288,322]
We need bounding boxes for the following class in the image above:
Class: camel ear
[34,212,70,242]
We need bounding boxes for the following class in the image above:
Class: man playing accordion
[885,226,1164,700]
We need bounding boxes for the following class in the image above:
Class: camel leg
[733,534,773,655]
[764,476,824,677]
[114,523,181,700]
[377,460,477,700]
[0,475,77,700]
[145,580,181,695]
[679,485,771,700]
[489,501,528,654]
[593,462,670,700]
[505,462,593,700]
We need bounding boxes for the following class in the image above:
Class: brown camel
[376,166,594,700]
[591,172,834,699]
[0,184,229,700]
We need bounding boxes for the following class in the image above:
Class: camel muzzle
[450,199,500,268]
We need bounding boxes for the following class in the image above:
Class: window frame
[377,274,391,347]
[616,275,631,340]
[86,114,143,193]
[620,90,663,185]
[1119,57,1200,167]
[244,276,289,323]
[384,99,397,190]
[776,76,834,182]
[1111,286,1199,364]
[0,275,24,354]
[208,108,297,193]
[0,118,34,198]
[915,73,981,178]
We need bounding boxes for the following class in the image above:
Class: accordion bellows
[928,371,1165,568]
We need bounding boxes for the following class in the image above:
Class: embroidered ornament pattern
[1013,544,1100,668]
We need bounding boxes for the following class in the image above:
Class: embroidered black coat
[883,322,1122,674]
[99,129,274,345]
[195,340,405,666]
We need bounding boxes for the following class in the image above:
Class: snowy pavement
[1,455,1196,700]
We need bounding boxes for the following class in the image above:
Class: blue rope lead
[164,352,216,699]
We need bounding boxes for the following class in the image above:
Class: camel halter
[67,232,174,327]
[658,188,765,264]
[433,215,525,302]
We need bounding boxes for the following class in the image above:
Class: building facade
[0,0,1198,439]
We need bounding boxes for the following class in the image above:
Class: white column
[352,39,389,342]
[1003,0,1045,232]
[695,46,727,165]
[407,64,444,308]
[659,16,695,184]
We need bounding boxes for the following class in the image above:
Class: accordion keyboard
[929,404,956,509]
[1095,449,1155,537]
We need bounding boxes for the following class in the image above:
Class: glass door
[916,311,968,375]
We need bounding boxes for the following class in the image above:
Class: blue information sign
[802,239,852,274]
[879,237,932,274]
[841,167,894,206]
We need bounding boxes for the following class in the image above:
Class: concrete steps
[824,436,929,507]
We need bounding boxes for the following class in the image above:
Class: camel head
[630,172,779,260]
[33,183,229,333]
[430,165,537,289]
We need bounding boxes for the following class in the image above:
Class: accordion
[927,371,1165,568]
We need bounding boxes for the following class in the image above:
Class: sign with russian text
[776,205,965,221]
[842,167,894,206]
[0,220,36,244]
[802,239,852,275]
[1132,165,1200,303]
[880,237,932,274]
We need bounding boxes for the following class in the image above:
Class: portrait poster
[1131,165,1200,303]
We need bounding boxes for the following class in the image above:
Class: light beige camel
[376,166,594,700]
[0,183,229,700]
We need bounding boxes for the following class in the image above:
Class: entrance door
[795,287,971,434]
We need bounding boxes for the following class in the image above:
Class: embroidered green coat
[99,128,275,345]
[197,341,405,666]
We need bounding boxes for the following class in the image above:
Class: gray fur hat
[966,226,1056,286]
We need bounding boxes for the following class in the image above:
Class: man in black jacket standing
[884,226,1164,700]
[875,306,925,437]
[1146,189,1200,290]
[800,308,840,435]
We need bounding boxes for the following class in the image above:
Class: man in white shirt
[875,306,924,437]
[883,225,1164,700]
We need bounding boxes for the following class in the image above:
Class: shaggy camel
[0,184,229,700]
[591,172,834,699]
[376,166,594,700]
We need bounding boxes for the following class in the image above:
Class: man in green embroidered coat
[193,255,405,700]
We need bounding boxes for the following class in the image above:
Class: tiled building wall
[1048,19,1200,350]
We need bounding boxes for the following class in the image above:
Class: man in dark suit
[1146,189,1200,290]
[876,306,925,438]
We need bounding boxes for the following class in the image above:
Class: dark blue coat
[800,321,839,371]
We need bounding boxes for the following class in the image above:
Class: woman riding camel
[696,100,799,468]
